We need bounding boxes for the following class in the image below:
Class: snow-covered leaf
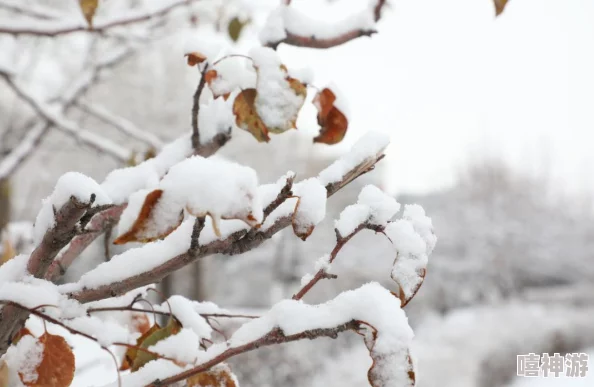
[233,88,270,142]
[132,318,182,371]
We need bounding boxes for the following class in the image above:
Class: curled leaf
[233,88,270,142]
[79,0,98,27]
[22,333,75,387]
[187,363,238,387]
[186,52,207,67]
[313,88,349,145]
[358,323,415,387]
[114,189,184,245]
[121,323,161,371]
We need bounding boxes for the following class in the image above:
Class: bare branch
[0,122,48,180]
[293,223,383,300]
[69,152,385,304]
[76,100,164,149]
[191,66,209,150]
[0,0,63,20]
[0,0,199,36]
[0,72,132,162]
[87,306,259,320]
[148,320,360,386]
[45,204,125,281]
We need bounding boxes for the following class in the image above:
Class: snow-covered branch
[262,0,387,49]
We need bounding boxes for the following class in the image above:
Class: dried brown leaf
[79,0,98,27]
[186,363,238,387]
[22,333,75,387]
[313,88,349,145]
[233,88,270,142]
[114,189,184,245]
[186,52,207,67]
[493,0,509,16]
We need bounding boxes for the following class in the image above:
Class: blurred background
[0,0,593,386]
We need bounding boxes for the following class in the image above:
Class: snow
[73,219,194,290]
[197,96,234,144]
[402,204,437,255]
[100,132,194,205]
[318,131,390,186]
[292,178,327,237]
[261,197,298,231]
[159,155,262,226]
[259,6,287,44]
[72,213,253,291]
[250,46,305,132]
[385,219,430,300]
[314,254,331,272]
[32,172,111,245]
[116,189,153,239]
[335,184,400,238]
[67,315,132,347]
[100,358,189,387]
[162,295,213,340]
[5,335,43,385]
[230,282,412,348]
[0,253,28,283]
[259,4,376,45]
[147,328,201,364]
[183,35,223,64]
[208,57,257,98]
[258,171,296,209]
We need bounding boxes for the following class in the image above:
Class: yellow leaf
[0,361,8,387]
[79,0,98,27]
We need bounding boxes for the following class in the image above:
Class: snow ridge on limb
[261,0,388,49]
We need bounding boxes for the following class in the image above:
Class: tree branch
[293,223,383,300]
[0,72,131,162]
[0,0,63,20]
[265,0,388,50]
[76,100,164,149]
[149,320,360,386]
[191,66,209,150]
[0,0,199,36]
[0,195,95,355]
[69,152,385,304]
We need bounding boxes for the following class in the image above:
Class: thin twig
[191,65,209,151]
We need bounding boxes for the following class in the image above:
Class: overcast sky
[273,0,594,198]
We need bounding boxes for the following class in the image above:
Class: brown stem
[87,306,258,319]
[191,66,209,151]
[148,321,360,386]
